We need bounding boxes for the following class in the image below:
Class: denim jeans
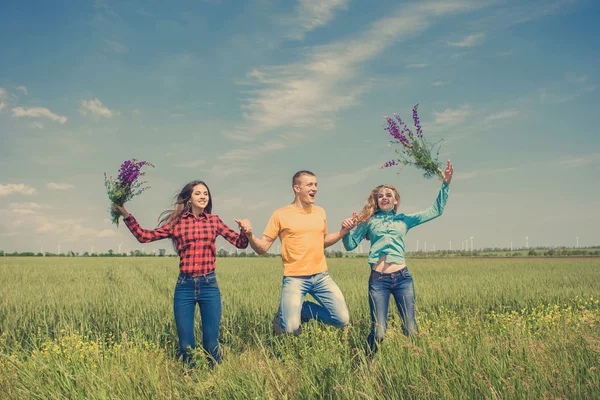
[368,268,417,354]
[173,271,222,367]
[278,271,350,334]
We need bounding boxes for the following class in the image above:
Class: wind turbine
[470,237,474,251]
[118,242,123,254]
[576,236,579,248]
[416,240,419,252]
[525,236,529,249]
[57,243,61,255]
[449,241,451,251]
[510,241,513,251]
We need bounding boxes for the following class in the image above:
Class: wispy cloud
[432,105,473,127]
[284,0,349,40]
[454,167,515,181]
[235,0,486,143]
[432,81,449,87]
[47,183,75,190]
[11,107,67,124]
[0,184,38,197]
[321,163,382,188]
[79,98,116,119]
[406,63,428,68]
[9,202,42,209]
[104,39,129,53]
[448,32,485,47]
[16,85,28,95]
[174,160,206,168]
[558,153,600,168]
[485,109,520,121]
[218,141,287,162]
[0,102,5,111]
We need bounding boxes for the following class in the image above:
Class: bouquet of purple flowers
[382,104,445,180]
[104,159,154,226]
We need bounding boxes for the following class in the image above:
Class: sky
[1,0,599,255]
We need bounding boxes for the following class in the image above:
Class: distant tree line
[1,246,599,258]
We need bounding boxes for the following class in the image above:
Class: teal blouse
[343,183,449,266]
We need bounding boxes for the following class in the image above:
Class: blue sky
[1,0,599,255]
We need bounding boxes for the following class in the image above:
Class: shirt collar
[375,209,397,216]
[182,211,208,220]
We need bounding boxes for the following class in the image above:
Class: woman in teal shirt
[342,160,453,355]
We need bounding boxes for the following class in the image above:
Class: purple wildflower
[384,117,409,147]
[412,104,422,138]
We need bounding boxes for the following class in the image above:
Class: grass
[1,257,599,399]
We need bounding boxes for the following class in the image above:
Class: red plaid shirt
[123,212,248,275]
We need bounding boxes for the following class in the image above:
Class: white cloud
[485,109,520,121]
[236,1,486,141]
[432,105,473,126]
[448,32,485,47]
[558,153,600,168]
[13,209,37,215]
[174,160,206,168]
[0,184,38,197]
[105,39,129,53]
[79,98,115,119]
[454,167,515,181]
[0,88,5,98]
[406,63,428,68]
[11,107,67,124]
[97,229,120,238]
[47,183,75,190]
[284,0,349,40]
[0,102,5,111]
[432,81,449,87]
[16,86,28,95]
[322,163,381,188]
[218,141,287,162]
[9,202,41,209]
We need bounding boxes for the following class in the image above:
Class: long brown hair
[354,184,400,223]
[158,180,213,228]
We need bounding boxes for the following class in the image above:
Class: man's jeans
[368,268,418,354]
[278,271,350,334]
[173,271,222,366]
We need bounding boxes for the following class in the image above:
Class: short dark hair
[292,170,315,187]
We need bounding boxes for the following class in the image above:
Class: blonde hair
[355,184,400,223]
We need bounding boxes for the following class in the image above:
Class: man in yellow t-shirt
[235,170,351,334]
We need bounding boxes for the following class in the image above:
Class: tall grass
[1,257,599,399]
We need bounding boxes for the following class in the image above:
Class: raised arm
[216,217,249,249]
[114,205,172,243]
[403,160,453,230]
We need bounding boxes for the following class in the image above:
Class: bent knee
[333,309,350,328]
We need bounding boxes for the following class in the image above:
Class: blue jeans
[173,271,222,367]
[278,272,350,334]
[368,268,417,354]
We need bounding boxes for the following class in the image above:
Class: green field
[1,257,599,399]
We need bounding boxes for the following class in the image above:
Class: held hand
[341,217,356,230]
[112,204,129,219]
[442,160,453,184]
[234,218,253,236]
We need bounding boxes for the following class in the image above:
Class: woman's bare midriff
[371,254,406,273]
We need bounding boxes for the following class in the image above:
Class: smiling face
[294,173,318,205]
[190,184,210,213]
[377,187,398,212]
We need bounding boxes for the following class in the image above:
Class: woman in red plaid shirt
[114,180,248,368]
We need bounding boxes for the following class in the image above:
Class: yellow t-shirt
[263,204,328,276]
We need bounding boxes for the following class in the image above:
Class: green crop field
[1,257,599,399]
